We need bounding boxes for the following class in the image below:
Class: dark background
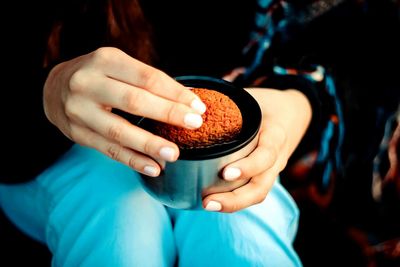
[1,1,399,266]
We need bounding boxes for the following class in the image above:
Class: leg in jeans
[169,181,302,267]
[0,144,176,267]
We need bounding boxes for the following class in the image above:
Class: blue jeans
[0,144,302,267]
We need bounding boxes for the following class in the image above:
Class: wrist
[246,88,312,156]
[284,89,312,129]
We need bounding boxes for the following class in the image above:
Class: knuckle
[106,143,122,161]
[272,124,287,147]
[69,125,90,145]
[69,70,89,94]
[278,132,287,149]
[141,68,162,91]
[166,104,179,125]
[248,158,263,174]
[122,89,141,113]
[127,156,139,170]
[107,123,123,142]
[259,182,270,200]
[228,192,243,212]
[68,125,81,143]
[91,47,117,66]
[64,98,81,122]
[279,158,288,171]
[256,191,267,204]
[176,86,190,103]
[229,203,240,213]
[143,138,154,155]
[249,180,268,205]
[266,146,278,164]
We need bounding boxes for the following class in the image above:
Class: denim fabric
[0,144,301,267]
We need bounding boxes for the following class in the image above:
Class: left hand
[203,88,312,212]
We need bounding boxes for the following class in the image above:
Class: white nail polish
[224,167,241,181]
[159,147,176,161]
[184,113,203,129]
[191,98,207,114]
[205,201,222,211]
[143,166,158,177]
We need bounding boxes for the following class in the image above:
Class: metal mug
[137,76,262,209]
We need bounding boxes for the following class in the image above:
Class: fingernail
[191,98,207,114]
[159,147,176,161]
[205,201,222,211]
[143,165,158,177]
[224,167,241,181]
[184,113,203,129]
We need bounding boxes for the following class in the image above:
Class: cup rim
[139,75,262,160]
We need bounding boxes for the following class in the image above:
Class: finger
[88,48,206,113]
[70,124,162,177]
[88,76,204,129]
[74,101,180,162]
[203,170,278,213]
[222,122,286,181]
[222,145,277,181]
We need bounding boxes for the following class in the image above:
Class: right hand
[43,47,206,177]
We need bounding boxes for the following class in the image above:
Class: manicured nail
[143,166,158,177]
[223,167,242,181]
[184,113,203,129]
[191,98,207,114]
[205,201,222,211]
[159,147,176,161]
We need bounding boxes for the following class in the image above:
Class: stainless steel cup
[138,76,262,209]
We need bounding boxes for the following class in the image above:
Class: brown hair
[44,0,153,68]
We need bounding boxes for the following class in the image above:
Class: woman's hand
[43,47,206,177]
[203,88,312,212]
